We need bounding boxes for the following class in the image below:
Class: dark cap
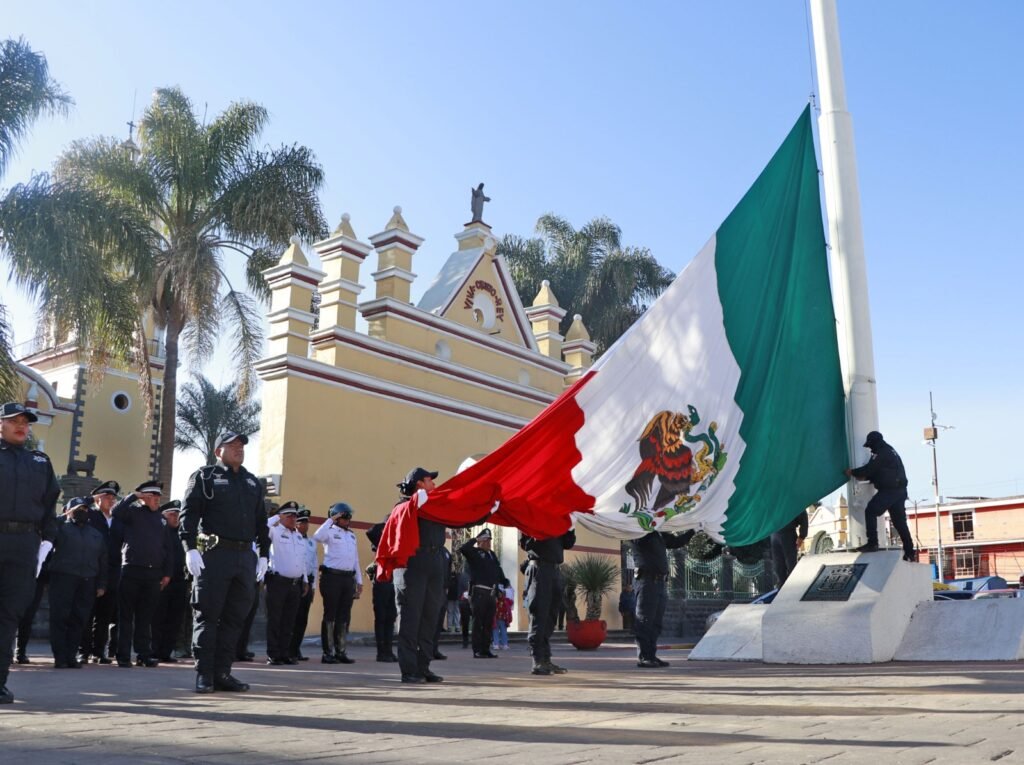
[279,500,300,516]
[134,480,163,496]
[863,431,884,448]
[296,507,311,521]
[1,402,38,422]
[159,500,181,513]
[66,496,91,512]
[401,467,438,488]
[215,431,249,450]
[476,528,492,541]
[91,480,121,497]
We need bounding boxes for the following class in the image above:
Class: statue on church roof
[470,182,490,223]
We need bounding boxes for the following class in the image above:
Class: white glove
[36,540,53,578]
[416,488,428,506]
[256,556,269,582]
[186,549,205,578]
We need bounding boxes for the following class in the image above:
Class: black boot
[321,621,339,663]
[334,623,354,663]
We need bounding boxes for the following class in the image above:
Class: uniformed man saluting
[264,501,309,665]
[0,402,60,704]
[459,528,505,659]
[314,502,363,664]
[180,431,270,694]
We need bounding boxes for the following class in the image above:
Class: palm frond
[205,101,268,188]
[55,137,165,220]
[0,302,20,401]
[0,37,72,177]
[218,288,264,400]
[241,245,280,302]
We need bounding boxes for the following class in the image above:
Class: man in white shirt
[313,502,363,664]
[264,502,309,665]
[289,507,317,662]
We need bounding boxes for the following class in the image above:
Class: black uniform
[851,435,914,557]
[631,530,691,664]
[48,518,107,666]
[0,438,59,694]
[521,530,575,667]
[180,462,269,680]
[394,510,447,679]
[81,509,122,661]
[152,522,188,661]
[771,510,809,587]
[459,537,506,657]
[366,521,397,662]
[112,496,174,664]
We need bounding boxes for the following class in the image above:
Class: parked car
[971,589,1023,600]
[933,591,975,601]
[704,589,778,632]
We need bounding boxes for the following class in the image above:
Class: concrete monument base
[896,599,1024,661]
[691,551,934,663]
[762,551,932,663]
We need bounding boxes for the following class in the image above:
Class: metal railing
[676,555,770,600]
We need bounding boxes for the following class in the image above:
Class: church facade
[257,207,622,632]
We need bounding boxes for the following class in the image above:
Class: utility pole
[924,391,945,580]
[810,0,879,547]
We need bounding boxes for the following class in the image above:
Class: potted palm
[564,555,619,650]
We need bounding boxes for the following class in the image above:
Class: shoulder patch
[32,454,49,463]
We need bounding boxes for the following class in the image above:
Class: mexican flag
[378,107,846,571]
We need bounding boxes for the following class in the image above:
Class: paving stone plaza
[1,639,1021,765]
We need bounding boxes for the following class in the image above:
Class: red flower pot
[567,618,607,650]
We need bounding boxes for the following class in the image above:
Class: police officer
[631,529,693,668]
[181,431,269,693]
[521,527,576,675]
[81,480,121,663]
[289,506,317,662]
[845,430,915,561]
[366,519,397,663]
[459,528,506,659]
[265,502,309,665]
[48,497,108,668]
[152,500,188,663]
[0,402,60,704]
[393,467,446,684]
[112,481,174,668]
[770,508,809,588]
[314,502,363,664]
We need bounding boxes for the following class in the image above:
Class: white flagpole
[810,0,879,548]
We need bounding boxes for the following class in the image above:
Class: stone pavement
[1,639,1022,765]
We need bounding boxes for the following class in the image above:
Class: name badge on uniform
[213,478,229,485]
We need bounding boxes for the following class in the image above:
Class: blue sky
[4,1,1023,503]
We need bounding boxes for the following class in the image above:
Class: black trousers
[459,600,471,647]
[152,578,188,660]
[82,581,118,659]
[771,525,799,587]
[372,581,396,657]
[16,573,46,658]
[289,585,314,658]
[235,583,260,658]
[394,550,445,676]
[634,575,667,661]
[525,561,560,663]
[192,548,256,678]
[1,532,40,687]
[319,570,356,655]
[470,587,497,654]
[118,570,160,661]
[265,574,302,660]
[865,488,914,554]
[49,572,96,664]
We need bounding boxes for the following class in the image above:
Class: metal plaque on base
[801,563,867,602]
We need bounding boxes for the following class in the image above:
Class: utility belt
[320,566,356,576]
[267,572,304,586]
[0,520,38,535]
[636,569,668,581]
[207,536,252,552]
[472,584,498,594]
[415,544,443,554]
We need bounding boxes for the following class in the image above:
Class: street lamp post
[925,392,952,580]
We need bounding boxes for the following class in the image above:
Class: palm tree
[175,374,261,465]
[498,214,674,355]
[0,87,327,487]
[0,37,71,400]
